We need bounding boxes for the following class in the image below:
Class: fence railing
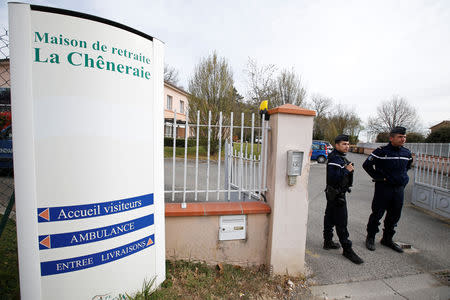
[224,141,263,202]
[412,149,449,218]
[164,110,269,203]
[414,151,449,190]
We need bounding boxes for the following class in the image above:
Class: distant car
[314,140,333,154]
[0,125,12,169]
[311,140,329,163]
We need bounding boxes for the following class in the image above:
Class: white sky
[2,0,450,141]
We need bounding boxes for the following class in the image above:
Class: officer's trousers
[367,182,404,239]
[323,195,352,249]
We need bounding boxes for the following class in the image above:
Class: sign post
[9,3,165,299]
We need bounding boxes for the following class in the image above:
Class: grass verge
[0,214,19,300]
[127,260,308,300]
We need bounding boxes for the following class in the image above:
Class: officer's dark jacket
[326,149,353,191]
[362,142,413,186]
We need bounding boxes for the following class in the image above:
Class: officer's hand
[345,164,354,172]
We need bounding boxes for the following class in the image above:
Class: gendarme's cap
[335,134,349,144]
[390,126,407,135]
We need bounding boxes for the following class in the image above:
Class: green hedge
[164,137,197,147]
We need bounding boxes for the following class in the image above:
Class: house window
[167,95,173,110]
[180,100,185,114]
[164,124,172,137]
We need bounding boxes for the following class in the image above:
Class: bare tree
[272,68,307,107]
[164,64,180,86]
[244,58,277,106]
[325,104,362,144]
[346,115,364,143]
[367,95,421,138]
[309,94,364,143]
[310,94,333,140]
[188,51,235,153]
[310,94,332,118]
[309,95,363,143]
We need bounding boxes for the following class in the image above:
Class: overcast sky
[2,0,449,140]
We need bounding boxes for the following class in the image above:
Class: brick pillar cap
[268,103,316,116]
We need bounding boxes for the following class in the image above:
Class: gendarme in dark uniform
[324,134,363,264]
[363,126,413,253]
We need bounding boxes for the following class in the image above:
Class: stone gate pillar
[265,104,315,275]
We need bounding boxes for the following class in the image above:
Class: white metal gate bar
[226,141,263,199]
[239,113,244,201]
[442,146,449,187]
[183,113,188,202]
[195,110,200,201]
[409,143,450,157]
[228,112,233,201]
[412,145,450,219]
[171,109,177,202]
[216,112,223,201]
[414,149,449,190]
[250,112,255,195]
[206,110,211,201]
[165,110,269,203]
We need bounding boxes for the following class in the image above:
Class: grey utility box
[287,150,304,176]
[219,215,246,241]
[287,150,304,185]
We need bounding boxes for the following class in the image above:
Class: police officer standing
[324,134,364,264]
[363,126,413,253]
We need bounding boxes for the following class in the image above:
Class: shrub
[425,127,450,143]
[375,132,390,143]
[164,137,197,147]
[349,135,359,145]
[406,132,425,143]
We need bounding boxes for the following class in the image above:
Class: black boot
[366,237,375,251]
[343,247,364,264]
[323,240,341,250]
[380,231,403,253]
[380,238,404,253]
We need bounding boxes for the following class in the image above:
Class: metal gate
[412,144,450,219]
[164,110,269,203]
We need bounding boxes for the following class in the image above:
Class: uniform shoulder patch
[368,156,374,161]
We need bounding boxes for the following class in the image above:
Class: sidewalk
[310,273,449,300]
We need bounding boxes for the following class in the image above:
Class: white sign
[9,3,165,299]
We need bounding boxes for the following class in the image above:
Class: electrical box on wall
[287,150,303,176]
[287,150,304,186]
[219,215,246,241]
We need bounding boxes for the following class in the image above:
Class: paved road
[306,153,450,286]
